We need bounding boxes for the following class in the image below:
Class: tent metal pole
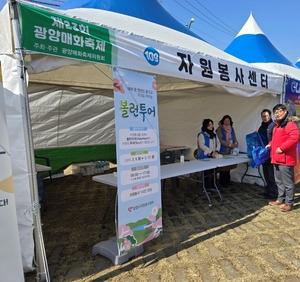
[9,1,50,281]
[281,75,287,104]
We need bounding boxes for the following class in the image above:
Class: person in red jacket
[267,104,299,212]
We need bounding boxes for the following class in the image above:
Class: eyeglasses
[274,109,284,116]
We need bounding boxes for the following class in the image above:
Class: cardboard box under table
[72,162,95,176]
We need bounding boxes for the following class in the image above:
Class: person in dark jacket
[257,109,277,199]
[267,104,299,212]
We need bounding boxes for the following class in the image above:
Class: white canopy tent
[22,4,284,153]
[225,13,300,80]
[0,1,284,279]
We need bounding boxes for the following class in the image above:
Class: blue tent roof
[0,0,7,10]
[60,0,204,41]
[225,13,293,67]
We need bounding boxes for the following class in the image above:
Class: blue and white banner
[285,76,300,105]
[115,30,283,95]
[284,76,300,183]
[113,68,162,255]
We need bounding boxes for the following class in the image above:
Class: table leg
[201,172,212,208]
[183,172,213,207]
[171,177,177,194]
[102,185,111,229]
[213,169,222,204]
[241,163,266,186]
[241,163,249,183]
[183,173,198,202]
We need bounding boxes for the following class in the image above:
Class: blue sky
[1,0,299,63]
[159,0,300,64]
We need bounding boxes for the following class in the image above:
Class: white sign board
[114,68,162,255]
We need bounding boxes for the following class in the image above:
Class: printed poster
[284,76,300,105]
[284,76,300,183]
[0,65,24,281]
[113,68,162,255]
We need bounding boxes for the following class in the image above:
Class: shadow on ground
[25,170,300,282]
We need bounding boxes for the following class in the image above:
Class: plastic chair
[35,155,52,183]
[193,149,198,159]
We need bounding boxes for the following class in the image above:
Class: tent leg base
[92,236,144,265]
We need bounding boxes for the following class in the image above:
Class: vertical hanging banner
[295,143,300,184]
[114,68,162,255]
[0,66,24,280]
[284,76,300,105]
[284,76,300,183]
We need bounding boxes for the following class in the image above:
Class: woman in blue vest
[197,119,220,159]
[216,115,238,187]
[197,119,221,188]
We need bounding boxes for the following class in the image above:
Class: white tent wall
[158,88,280,184]
[158,89,279,154]
[28,80,280,154]
[27,59,282,152]
[0,59,24,282]
[28,76,280,186]
[28,72,281,156]
[28,83,115,149]
[1,54,35,272]
[0,4,12,54]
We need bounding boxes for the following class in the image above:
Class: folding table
[93,160,218,229]
[92,160,218,265]
[35,163,52,172]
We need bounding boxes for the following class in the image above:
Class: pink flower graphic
[124,238,132,250]
[113,78,125,93]
[152,81,157,90]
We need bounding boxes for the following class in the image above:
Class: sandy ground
[24,169,300,282]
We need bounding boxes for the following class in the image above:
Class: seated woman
[197,118,221,159]
[216,115,239,187]
[197,119,221,188]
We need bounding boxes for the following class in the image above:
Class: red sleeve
[280,122,299,151]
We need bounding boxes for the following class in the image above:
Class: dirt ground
[24,169,300,282]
